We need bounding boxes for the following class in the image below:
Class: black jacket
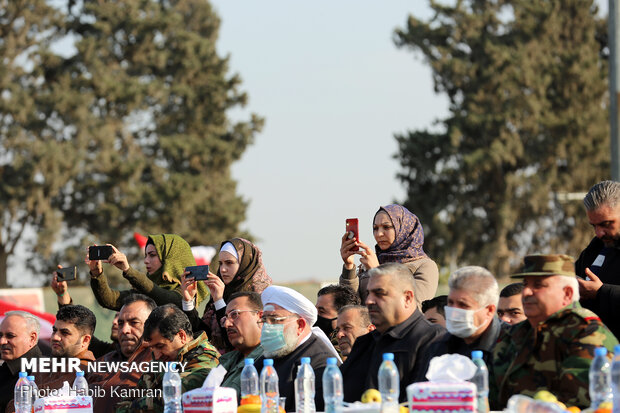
[341,309,444,403]
[271,333,336,412]
[0,345,42,412]
[427,316,502,365]
[575,236,620,340]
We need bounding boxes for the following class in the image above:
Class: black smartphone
[185,265,210,281]
[88,245,114,261]
[56,266,77,282]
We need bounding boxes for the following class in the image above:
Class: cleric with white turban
[260,285,340,361]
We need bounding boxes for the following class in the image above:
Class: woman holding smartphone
[339,204,439,306]
[181,237,271,352]
[88,233,209,311]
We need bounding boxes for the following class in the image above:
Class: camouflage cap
[510,254,576,278]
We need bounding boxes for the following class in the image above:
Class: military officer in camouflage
[116,304,220,413]
[489,254,618,410]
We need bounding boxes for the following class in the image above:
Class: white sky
[210,1,449,282]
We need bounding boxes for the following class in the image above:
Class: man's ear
[296,317,307,334]
[29,332,38,348]
[563,285,574,305]
[81,334,92,350]
[404,290,415,308]
[178,329,189,345]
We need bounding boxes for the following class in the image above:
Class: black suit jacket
[341,309,445,403]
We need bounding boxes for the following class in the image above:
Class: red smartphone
[346,218,359,251]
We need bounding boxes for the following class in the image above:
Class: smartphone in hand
[185,265,210,281]
[88,245,114,261]
[346,218,359,252]
[56,266,77,282]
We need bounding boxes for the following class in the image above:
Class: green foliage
[0,0,262,287]
[394,0,609,276]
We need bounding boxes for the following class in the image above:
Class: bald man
[0,311,42,412]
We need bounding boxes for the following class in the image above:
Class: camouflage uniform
[116,331,220,413]
[489,254,619,410]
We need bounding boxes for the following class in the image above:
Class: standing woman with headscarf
[339,204,439,306]
[89,234,209,311]
[181,237,272,352]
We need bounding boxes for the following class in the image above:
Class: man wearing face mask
[428,266,501,364]
[261,285,341,412]
[315,284,359,357]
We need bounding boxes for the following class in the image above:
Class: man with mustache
[576,180,620,339]
[0,311,41,412]
[117,304,219,413]
[341,263,444,403]
[5,305,97,413]
[490,254,618,410]
[218,292,263,401]
[334,305,375,360]
[89,294,156,413]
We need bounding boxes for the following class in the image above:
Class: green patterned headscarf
[146,234,209,306]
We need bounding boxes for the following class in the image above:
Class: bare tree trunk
[0,247,8,288]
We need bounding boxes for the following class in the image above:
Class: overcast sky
[210,1,449,283]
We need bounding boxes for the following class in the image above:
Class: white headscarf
[261,285,341,362]
[220,241,239,260]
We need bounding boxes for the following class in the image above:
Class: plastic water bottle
[378,353,399,413]
[470,351,489,413]
[260,359,279,413]
[241,358,260,402]
[14,372,32,413]
[72,371,89,396]
[611,345,620,413]
[590,347,612,409]
[295,357,316,413]
[322,357,343,413]
[163,362,183,413]
[28,375,39,407]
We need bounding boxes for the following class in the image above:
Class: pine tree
[394,0,608,276]
[0,0,262,286]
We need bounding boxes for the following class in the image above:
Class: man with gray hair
[341,263,444,403]
[0,311,42,412]
[428,266,501,364]
[490,254,618,410]
[576,180,620,339]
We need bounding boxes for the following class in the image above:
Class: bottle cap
[27,376,35,381]
[471,350,483,360]
[264,358,274,367]
[76,371,85,377]
[595,347,608,357]
[382,353,394,361]
[301,357,311,364]
[169,361,177,370]
[615,344,620,355]
[19,372,28,378]
[244,358,254,366]
[327,357,338,366]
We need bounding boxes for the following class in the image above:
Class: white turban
[261,285,317,324]
[261,285,341,362]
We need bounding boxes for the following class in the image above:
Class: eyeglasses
[219,310,259,327]
[259,314,299,325]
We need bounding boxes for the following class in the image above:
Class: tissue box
[33,396,93,413]
[182,387,237,413]
[407,381,476,413]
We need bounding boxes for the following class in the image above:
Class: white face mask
[444,306,488,338]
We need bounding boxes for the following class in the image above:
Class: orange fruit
[566,407,580,413]
[241,395,261,406]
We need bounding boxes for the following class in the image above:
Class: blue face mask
[261,323,287,355]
